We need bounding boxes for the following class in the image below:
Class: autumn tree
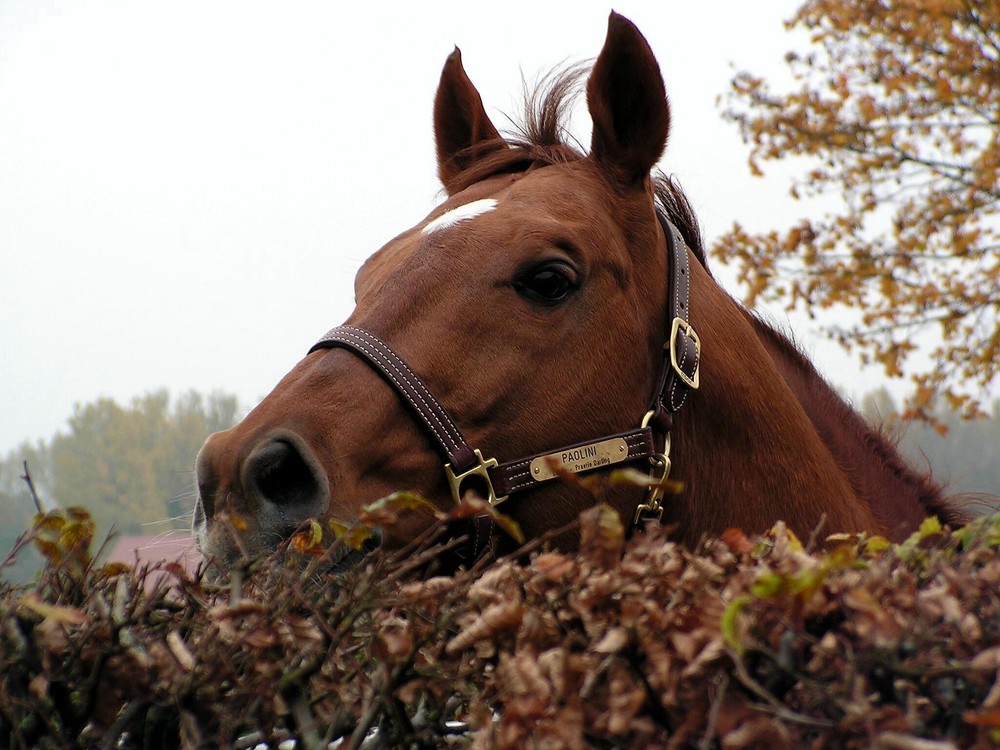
[716,0,999,420]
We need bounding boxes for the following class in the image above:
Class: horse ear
[434,48,506,195]
[587,12,670,187]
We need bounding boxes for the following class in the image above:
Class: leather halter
[309,211,700,533]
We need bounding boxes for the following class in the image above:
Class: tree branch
[20,461,44,514]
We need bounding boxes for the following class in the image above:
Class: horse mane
[444,65,709,269]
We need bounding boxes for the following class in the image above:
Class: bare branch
[19,461,44,514]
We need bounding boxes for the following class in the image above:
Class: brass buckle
[668,317,701,390]
[445,449,507,507]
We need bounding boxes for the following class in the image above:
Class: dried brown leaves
[2,508,1000,748]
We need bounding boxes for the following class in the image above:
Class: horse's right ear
[434,48,506,195]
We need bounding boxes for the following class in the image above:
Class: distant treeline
[1,388,997,582]
[858,388,1000,502]
[0,390,240,582]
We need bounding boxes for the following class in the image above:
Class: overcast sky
[2,0,881,453]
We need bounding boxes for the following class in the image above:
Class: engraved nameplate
[529,437,629,482]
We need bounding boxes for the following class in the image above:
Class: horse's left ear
[434,47,507,195]
[587,12,670,187]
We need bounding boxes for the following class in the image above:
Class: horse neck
[663,277,886,545]
[742,310,955,541]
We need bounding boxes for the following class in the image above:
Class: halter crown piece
[309,212,701,536]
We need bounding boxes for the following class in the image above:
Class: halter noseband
[309,211,700,533]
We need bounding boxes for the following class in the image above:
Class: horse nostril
[244,437,328,514]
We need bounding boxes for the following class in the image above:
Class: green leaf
[864,535,892,557]
[721,595,752,653]
[825,543,857,570]
[329,519,375,551]
[918,516,942,538]
[750,572,785,598]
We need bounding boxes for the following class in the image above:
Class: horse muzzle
[193,430,332,564]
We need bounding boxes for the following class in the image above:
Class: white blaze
[421,198,498,235]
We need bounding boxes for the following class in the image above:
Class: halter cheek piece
[309,212,700,533]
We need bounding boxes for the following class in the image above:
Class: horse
[192,12,964,568]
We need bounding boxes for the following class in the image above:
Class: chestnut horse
[193,13,962,567]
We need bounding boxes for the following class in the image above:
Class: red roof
[105,532,201,576]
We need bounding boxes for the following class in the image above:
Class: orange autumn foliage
[716,0,999,421]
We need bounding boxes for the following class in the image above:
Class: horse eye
[515,263,577,304]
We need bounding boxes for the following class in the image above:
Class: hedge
[2,498,999,749]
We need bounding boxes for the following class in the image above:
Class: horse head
[194,12,955,570]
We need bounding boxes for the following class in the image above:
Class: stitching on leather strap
[338,327,467,455]
[311,327,473,466]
